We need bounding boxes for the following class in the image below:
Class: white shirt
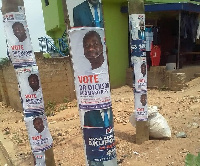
[88,2,101,21]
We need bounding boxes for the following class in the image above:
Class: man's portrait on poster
[138,20,145,40]
[12,22,27,42]
[33,117,45,133]
[73,0,104,28]
[140,93,147,106]
[83,30,104,70]
[141,63,146,77]
[28,74,40,92]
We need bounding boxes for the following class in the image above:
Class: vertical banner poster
[66,0,104,28]
[69,27,117,166]
[24,114,53,152]
[3,11,36,67]
[129,14,148,121]
[16,66,45,115]
[134,92,148,121]
[69,27,111,110]
[132,56,147,92]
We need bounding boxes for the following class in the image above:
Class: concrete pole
[1,0,56,165]
[128,0,149,144]
[62,0,118,165]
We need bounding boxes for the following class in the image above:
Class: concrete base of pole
[45,147,56,166]
[136,121,149,144]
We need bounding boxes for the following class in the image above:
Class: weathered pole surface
[1,0,56,165]
[128,0,149,144]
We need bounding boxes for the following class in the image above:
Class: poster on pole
[69,27,111,110]
[81,108,116,163]
[33,151,46,166]
[134,92,148,121]
[3,12,36,67]
[131,56,147,92]
[65,0,104,28]
[69,27,117,165]
[129,14,148,121]
[24,114,53,152]
[16,66,45,115]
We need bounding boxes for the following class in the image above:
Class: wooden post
[128,0,149,145]
[1,0,56,165]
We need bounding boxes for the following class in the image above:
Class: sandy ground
[1,77,200,166]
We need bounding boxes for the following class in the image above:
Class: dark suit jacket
[84,109,113,127]
[138,30,146,40]
[73,1,104,28]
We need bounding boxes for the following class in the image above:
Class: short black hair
[12,22,24,29]
[141,63,146,67]
[33,117,43,124]
[83,31,102,45]
[28,74,39,82]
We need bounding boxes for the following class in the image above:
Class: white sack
[129,105,171,139]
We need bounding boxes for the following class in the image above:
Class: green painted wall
[41,0,65,39]
[41,0,129,88]
[102,1,129,88]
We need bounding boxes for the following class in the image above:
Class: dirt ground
[1,77,200,166]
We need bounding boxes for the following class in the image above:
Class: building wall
[0,52,76,112]
[41,0,129,88]
[102,0,129,88]
[41,0,65,38]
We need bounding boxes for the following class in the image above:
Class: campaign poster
[129,14,146,57]
[134,92,148,121]
[82,108,117,165]
[33,151,46,166]
[65,0,104,28]
[3,12,36,67]
[132,56,147,92]
[24,114,53,152]
[69,27,111,110]
[129,14,145,41]
[16,66,45,114]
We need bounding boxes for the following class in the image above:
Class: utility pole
[62,0,118,165]
[128,0,149,144]
[1,0,56,165]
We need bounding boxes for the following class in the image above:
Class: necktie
[104,110,109,127]
[94,6,100,27]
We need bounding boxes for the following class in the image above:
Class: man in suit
[84,108,113,127]
[138,20,145,40]
[73,0,104,28]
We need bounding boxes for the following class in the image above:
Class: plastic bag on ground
[129,105,171,139]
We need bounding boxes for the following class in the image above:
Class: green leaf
[195,153,200,166]
[185,153,196,166]
[185,153,200,166]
